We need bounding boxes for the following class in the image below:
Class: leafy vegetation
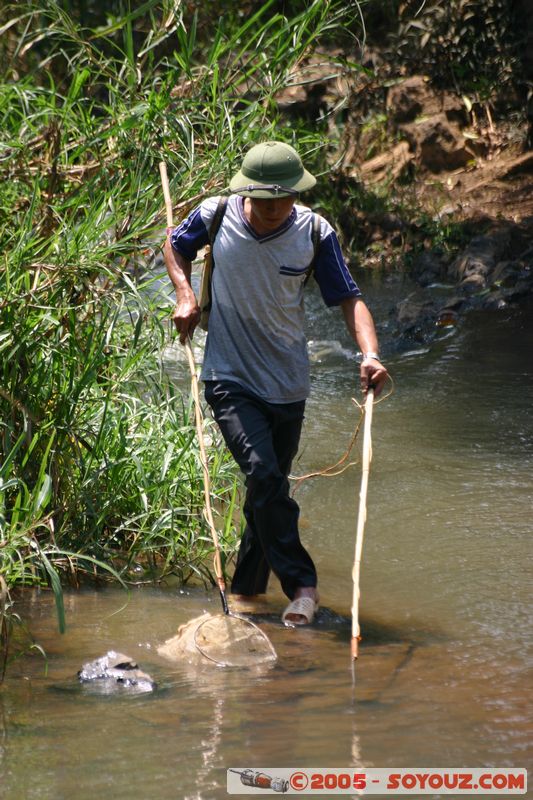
[368,0,527,114]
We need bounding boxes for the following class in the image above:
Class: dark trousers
[204,380,317,600]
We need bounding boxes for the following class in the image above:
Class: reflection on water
[1,280,531,799]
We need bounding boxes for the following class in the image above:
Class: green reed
[0,0,360,661]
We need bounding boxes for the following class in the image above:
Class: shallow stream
[1,274,531,799]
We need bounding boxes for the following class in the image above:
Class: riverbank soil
[360,88,533,340]
[277,37,533,341]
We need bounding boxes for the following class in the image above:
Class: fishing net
[158,611,277,668]
[194,614,277,667]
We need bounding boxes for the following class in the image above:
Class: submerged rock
[78,650,156,692]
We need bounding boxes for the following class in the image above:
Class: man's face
[248,195,296,232]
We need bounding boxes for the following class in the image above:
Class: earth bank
[275,55,533,345]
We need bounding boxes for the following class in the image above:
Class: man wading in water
[164,141,388,626]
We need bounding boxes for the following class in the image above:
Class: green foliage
[1,0,354,199]
[387,0,522,103]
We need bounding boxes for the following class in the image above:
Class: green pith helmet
[229,141,316,198]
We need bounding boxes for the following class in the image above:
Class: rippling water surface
[1,276,531,799]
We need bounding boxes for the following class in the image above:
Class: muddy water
[1,279,532,800]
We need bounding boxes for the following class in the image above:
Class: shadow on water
[239,604,448,647]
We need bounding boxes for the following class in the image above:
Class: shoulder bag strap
[303,213,321,286]
[199,197,228,329]
[209,196,228,246]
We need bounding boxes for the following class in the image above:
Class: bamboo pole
[183,338,227,607]
[159,160,228,613]
[351,388,374,660]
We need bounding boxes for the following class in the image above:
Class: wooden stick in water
[351,388,374,660]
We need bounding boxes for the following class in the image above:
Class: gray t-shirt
[170,195,361,403]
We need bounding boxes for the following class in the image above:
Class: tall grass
[0,0,361,664]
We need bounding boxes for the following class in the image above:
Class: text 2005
[310,773,367,790]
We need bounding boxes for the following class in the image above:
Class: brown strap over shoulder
[303,213,321,286]
[199,196,228,331]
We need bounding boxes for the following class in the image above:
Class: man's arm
[163,237,200,344]
[341,297,389,396]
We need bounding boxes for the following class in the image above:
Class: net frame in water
[193,613,278,668]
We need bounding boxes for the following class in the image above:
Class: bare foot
[231,594,263,602]
[229,594,267,613]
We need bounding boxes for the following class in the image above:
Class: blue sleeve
[313,230,362,306]
[169,206,209,261]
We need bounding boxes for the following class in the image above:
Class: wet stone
[78,650,156,692]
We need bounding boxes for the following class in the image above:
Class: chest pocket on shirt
[278,265,308,278]
[276,266,307,310]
